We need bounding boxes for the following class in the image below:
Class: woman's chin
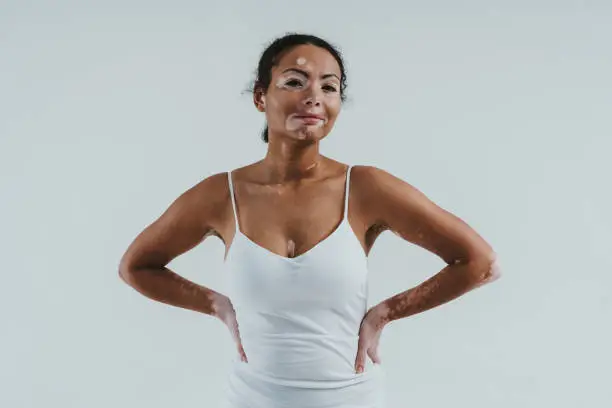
[293,127,326,142]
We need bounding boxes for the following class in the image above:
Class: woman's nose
[302,96,321,107]
[301,84,323,106]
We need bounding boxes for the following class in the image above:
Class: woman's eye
[323,85,338,92]
[285,79,303,87]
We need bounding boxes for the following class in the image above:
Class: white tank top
[222,165,385,407]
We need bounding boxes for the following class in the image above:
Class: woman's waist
[238,332,365,382]
[229,356,384,389]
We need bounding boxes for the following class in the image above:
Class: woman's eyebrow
[281,68,340,81]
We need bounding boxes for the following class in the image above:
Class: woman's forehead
[275,45,341,77]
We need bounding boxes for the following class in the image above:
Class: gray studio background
[2,1,610,407]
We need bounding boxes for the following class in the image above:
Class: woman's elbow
[471,252,502,286]
[118,264,136,285]
[118,255,143,286]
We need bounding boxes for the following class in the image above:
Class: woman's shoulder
[186,162,264,209]
[349,165,424,215]
[350,164,416,188]
[189,161,260,195]
[350,164,405,190]
[191,171,231,197]
[174,172,232,227]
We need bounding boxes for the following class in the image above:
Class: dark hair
[250,33,348,143]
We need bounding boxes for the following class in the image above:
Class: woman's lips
[293,115,325,125]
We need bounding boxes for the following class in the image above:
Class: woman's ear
[253,89,266,113]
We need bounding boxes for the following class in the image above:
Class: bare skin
[119,44,500,373]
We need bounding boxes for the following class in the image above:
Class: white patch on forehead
[296,57,307,65]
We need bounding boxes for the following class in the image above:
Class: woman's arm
[118,172,230,318]
[357,166,501,325]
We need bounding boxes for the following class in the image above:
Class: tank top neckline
[234,216,350,262]
[226,165,357,262]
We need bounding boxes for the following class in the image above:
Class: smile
[293,115,326,124]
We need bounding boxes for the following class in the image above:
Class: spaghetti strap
[343,165,352,220]
[227,171,239,231]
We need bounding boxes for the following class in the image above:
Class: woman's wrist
[370,302,391,329]
[210,292,229,319]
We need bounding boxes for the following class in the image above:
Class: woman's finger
[355,338,367,373]
[238,343,248,362]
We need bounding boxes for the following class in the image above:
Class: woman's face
[255,44,342,143]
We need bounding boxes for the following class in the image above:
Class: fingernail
[356,365,363,373]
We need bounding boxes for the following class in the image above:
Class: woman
[119,33,501,408]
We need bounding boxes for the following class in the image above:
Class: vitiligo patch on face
[296,57,307,65]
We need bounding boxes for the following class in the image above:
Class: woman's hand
[212,293,248,363]
[355,303,389,373]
